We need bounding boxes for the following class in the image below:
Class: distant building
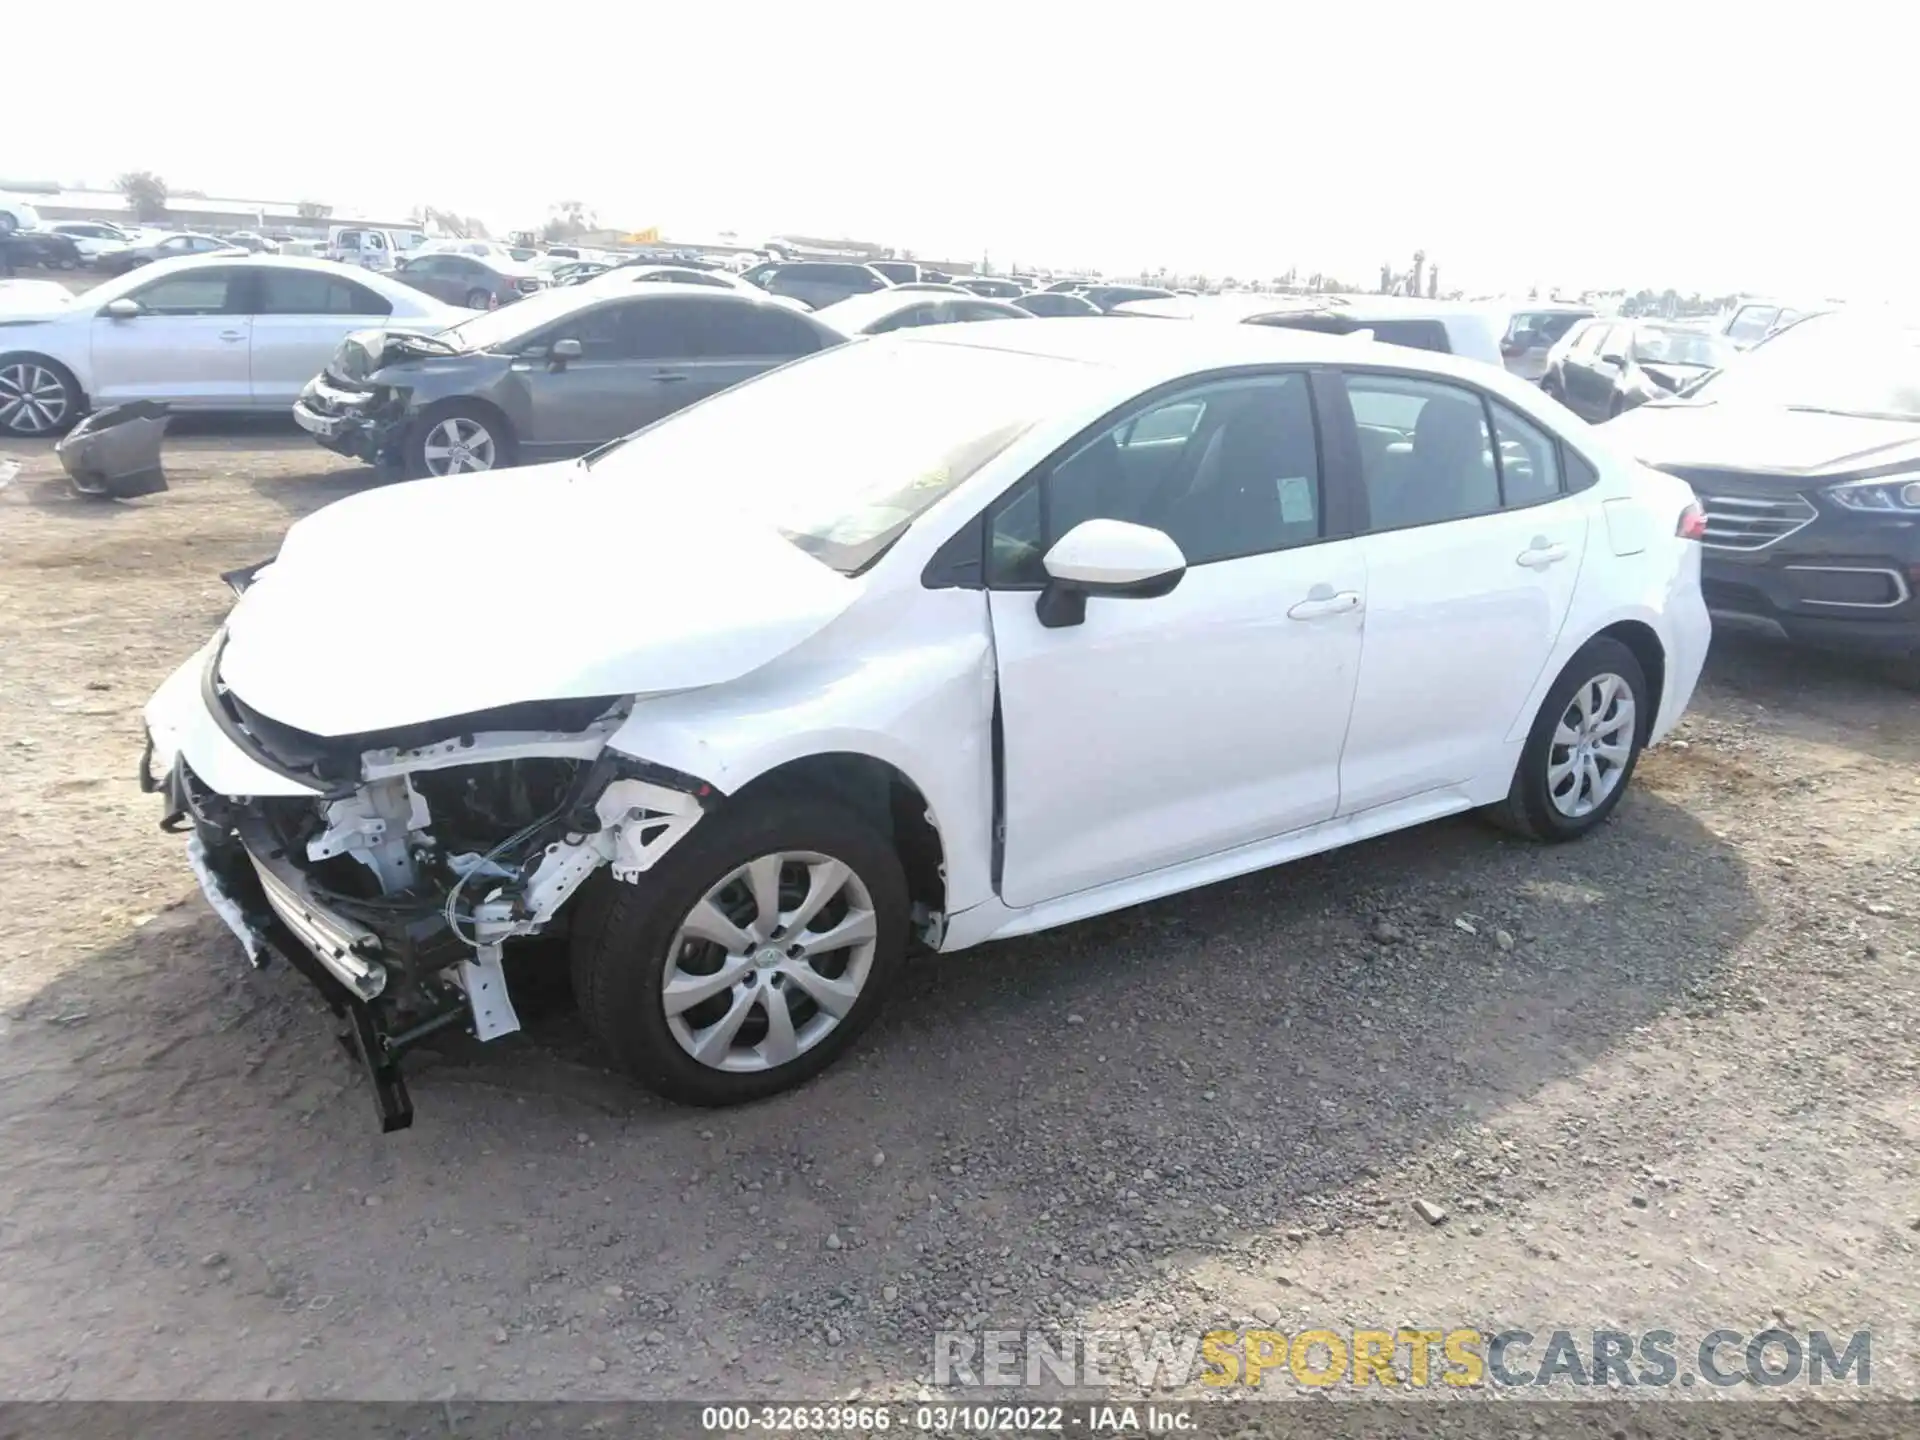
[0,181,410,237]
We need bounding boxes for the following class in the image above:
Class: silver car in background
[0,255,459,436]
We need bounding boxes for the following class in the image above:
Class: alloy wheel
[0,362,70,434]
[1546,672,1636,818]
[421,416,496,474]
[661,851,878,1073]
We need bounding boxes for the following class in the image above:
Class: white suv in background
[1499,305,1597,384]
[326,226,429,272]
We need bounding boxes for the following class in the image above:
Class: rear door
[1331,371,1592,813]
[639,296,830,407]
[441,257,496,307]
[392,256,450,303]
[246,267,395,405]
[90,265,253,407]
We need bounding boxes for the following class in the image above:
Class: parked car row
[7,248,1913,682]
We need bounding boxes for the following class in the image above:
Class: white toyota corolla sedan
[141,320,1710,1129]
[0,254,459,437]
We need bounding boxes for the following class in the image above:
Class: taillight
[1677,500,1707,541]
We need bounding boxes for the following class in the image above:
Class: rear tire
[1484,637,1650,842]
[571,795,909,1106]
[464,287,492,309]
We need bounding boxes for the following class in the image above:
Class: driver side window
[123,268,242,315]
[987,372,1322,586]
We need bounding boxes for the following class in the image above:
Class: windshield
[1631,328,1727,367]
[584,337,1101,573]
[1681,313,1920,419]
[437,289,593,350]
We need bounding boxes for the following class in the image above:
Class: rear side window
[254,270,392,316]
[1488,403,1561,507]
[628,298,826,358]
[1345,374,1499,530]
[696,301,829,356]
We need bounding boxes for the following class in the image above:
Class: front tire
[1485,637,1649,841]
[0,354,83,437]
[405,401,514,478]
[571,796,910,1106]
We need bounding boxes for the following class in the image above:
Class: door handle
[219,330,247,342]
[654,371,690,383]
[1287,587,1363,621]
[1517,536,1570,569]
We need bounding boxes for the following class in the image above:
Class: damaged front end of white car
[142,629,717,1132]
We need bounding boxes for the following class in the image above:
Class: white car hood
[218,461,860,737]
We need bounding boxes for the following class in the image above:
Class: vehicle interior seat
[1370,395,1497,529]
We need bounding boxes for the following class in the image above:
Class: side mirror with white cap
[1036,518,1188,629]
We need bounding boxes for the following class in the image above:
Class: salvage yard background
[1,433,1917,1399]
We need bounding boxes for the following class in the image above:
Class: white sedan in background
[581,263,814,311]
[0,254,460,436]
[143,320,1709,1127]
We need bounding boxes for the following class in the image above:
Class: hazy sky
[11,2,1906,297]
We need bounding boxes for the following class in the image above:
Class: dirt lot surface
[1,427,1917,1409]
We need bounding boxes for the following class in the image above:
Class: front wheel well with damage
[727,753,947,921]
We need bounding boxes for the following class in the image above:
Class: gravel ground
[0,427,1916,1410]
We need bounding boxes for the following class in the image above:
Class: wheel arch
[724,751,948,926]
[1591,618,1666,741]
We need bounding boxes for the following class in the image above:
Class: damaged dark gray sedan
[292,284,843,478]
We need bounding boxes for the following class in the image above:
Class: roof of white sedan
[79,252,455,309]
[815,289,1025,332]
[893,315,1549,399]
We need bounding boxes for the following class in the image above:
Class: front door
[1332,371,1590,813]
[987,370,1367,909]
[90,265,252,407]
